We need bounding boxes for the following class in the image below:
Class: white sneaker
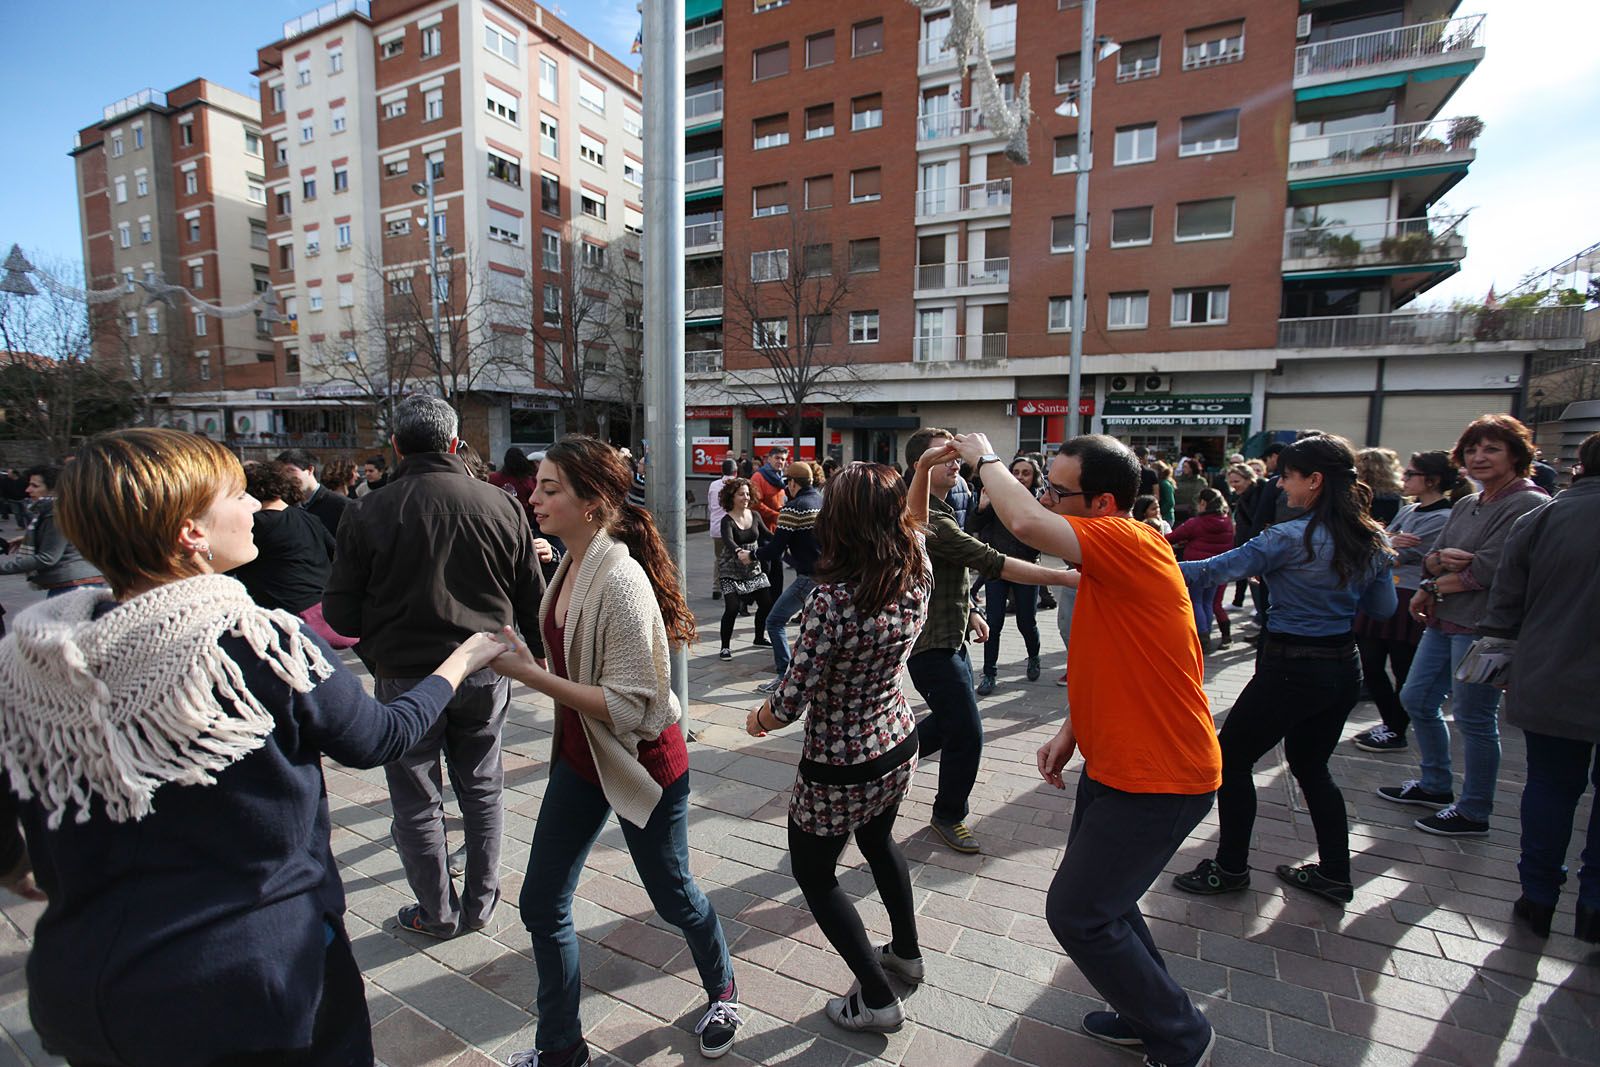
[825,990,905,1033]
[877,944,924,984]
[719,648,732,661]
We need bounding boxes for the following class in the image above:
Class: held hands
[490,625,543,681]
[916,440,960,473]
[1036,727,1078,790]
[949,432,997,467]
[458,631,513,673]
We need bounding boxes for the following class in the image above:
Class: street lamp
[411,172,445,372]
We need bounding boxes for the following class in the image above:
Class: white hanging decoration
[2,245,280,318]
[906,0,1033,163]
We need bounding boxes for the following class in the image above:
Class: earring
[197,543,213,562]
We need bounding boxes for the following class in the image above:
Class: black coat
[302,484,352,539]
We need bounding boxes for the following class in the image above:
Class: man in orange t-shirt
[945,431,1222,1067]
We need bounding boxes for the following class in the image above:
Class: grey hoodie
[0,498,103,590]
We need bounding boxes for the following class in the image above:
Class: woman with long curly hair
[1355,447,1406,524]
[489,436,740,1066]
[745,453,938,1033]
[1172,435,1397,905]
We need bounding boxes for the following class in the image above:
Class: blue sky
[1,0,1595,302]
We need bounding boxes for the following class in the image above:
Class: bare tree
[593,232,646,451]
[722,213,861,443]
[98,295,206,427]
[526,227,631,438]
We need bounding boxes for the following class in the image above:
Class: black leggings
[1214,639,1361,883]
[719,587,773,647]
[788,804,918,1008]
[1357,635,1418,737]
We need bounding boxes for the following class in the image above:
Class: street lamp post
[1065,0,1117,438]
[412,171,444,378]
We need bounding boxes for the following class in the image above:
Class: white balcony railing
[686,349,723,374]
[685,155,723,185]
[686,22,724,56]
[1295,14,1485,79]
[913,334,1008,362]
[917,105,1002,142]
[1289,117,1481,173]
[685,286,723,313]
[1283,213,1468,266]
[685,219,724,249]
[914,258,1011,290]
[685,89,723,121]
[915,179,1012,217]
[1279,306,1585,349]
[282,0,369,42]
[919,18,1015,66]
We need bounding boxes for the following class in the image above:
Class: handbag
[1454,636,1515,689]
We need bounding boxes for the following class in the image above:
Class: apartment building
[681,0,1584,473]
[71,81,276,436]
[253,0,643,456]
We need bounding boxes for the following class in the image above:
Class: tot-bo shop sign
[1100,395,1252,425]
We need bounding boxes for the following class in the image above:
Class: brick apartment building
[679,0,1585,477]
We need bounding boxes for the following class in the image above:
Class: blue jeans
[521,761,732,1052]
[766,574,815,676]
[1191,585,1220,641]
[1400,627,1504,821]
[1519,730,1600,910]
[908,646,982,822]
[980,578,1039,677]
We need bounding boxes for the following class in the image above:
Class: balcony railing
[917,105,1000,143]
[685,89,724,121]
[686,349,723,374]
[1295,14,1485,79]
[686,22,724,56]
[1289,117,1481,174]
[685,155,724,185]
[1278,306,1585,349]
[914,258,1011,290]
[919,19,1016,66]
[282,0,370,42]
[1283,213,1468,267]
[685,219,724,249]
[913,334,1008,362]
[103,88,168,123]
[915,179,1012,217]
[685,286,723,313]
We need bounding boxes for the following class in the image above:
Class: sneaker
[1144,1027,1216,1067]
[719,647,732,661]
[825,990,905,1033]
[1216,640,1233,651]
[396,903,459,940]
[448,843,468,878]
[1056,672,1069,687]
[1352,725,1407,753]
[756,678,782,695]
[1377,780,1453,809]
[752,635,771,647]
[1026,656,1041,682]
[1275,863,1353,905]
[1081,1010,1144,1048]
[975,673,996,696]
[695,983,742,1059]
[507,1042,591,1067]
[1413,806,1489,837]
[1172,859,1250,896]
[929,817,981,854]
[877,944,924,985]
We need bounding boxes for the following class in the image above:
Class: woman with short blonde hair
[1356,447,1405,524]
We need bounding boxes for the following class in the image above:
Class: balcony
[917,105,1005,145]
[914,258,1011,294]
[685,219,724,253]
[1289,117,1479,194]
[1294,15,1485,114]
[1283,213,1468,274]
[913,334,1008,362]
[915,179,1012,221]
[685,88,723,124]
[685,285,723,316]
[918,19,1016,71]
[686,22,724,71]
[685,155,723,190]
[686,349,723,375]
[1278,307,1585,350]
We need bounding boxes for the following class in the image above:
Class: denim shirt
[1179,517,1396,637]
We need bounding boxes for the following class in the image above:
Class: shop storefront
[686,406,735,475]
[1099,395,1254,466]
[1013,398,1095,456]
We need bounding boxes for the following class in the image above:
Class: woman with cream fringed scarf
[0,428,507,1067]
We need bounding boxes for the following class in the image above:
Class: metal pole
[424,167,442,374]
[1068,0,1095,439]
[643,0,688,714]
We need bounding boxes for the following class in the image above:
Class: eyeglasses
[1042,480,1097,502]
[1402,469,1425,478]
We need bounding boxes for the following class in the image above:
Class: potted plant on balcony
[1448,115,1484,150]
[1321,233,1363,261]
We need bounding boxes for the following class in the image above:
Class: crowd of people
[0,402,1595,1067]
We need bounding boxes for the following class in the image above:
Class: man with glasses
[751,446,791,611]
[903,429,1076,855]
[943,431,1221,1067]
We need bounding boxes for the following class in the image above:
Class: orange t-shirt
[1064,515,1221,795]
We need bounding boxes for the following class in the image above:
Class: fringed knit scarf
[0,574,335,828]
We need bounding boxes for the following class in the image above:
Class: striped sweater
[756,486,822,576]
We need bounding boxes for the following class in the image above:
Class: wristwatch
[1420,577,1444,600]
[973,453,1002,477]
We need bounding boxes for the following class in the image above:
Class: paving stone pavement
[0,547,1597,1066]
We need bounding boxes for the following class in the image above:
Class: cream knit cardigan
[543,528,683,827]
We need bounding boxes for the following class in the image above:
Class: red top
[542,581,688,790]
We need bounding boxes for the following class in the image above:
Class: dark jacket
[1231,481,1265,546]
[302,484,352,540]
[323,451,545,675]
[964,498,1040,563]
[1167,511,1236,562]
[915,494,1007,655]
[756,485,822,576]
[232,506,336,614]
[0,499,102,590]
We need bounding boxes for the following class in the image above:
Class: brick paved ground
[0,544,1596,1066]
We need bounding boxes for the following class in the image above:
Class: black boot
[1576,903,1600,944]
[1513,896,1555,938]
[1217,616,1232,650]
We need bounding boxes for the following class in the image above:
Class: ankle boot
[1217,617,1232,648]
[1513,896,1555,938]
[1576,903,1600,944]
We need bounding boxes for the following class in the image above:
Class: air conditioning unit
[1141,374,1173,394]
[1296,14,1312,39]
[1108,374,1138,394]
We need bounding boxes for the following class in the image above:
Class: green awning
[1284,263,1458,281]
[1289,161,1468,191]
[686,316,723,328]
[686,0,722,23]
[686,120,722,137]
[685,187,723,203]
[1295,59,1479,102]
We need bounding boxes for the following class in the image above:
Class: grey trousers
[378,670,509,933]
[1056,586,1077,651]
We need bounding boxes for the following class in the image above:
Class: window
[245,131,261,155]
[336,222,351,248]
[485,22,519,64]
[852,94,883,131]
[429,154,445,182]
[580,190,606,220]
[1111,206,1154,247]
[270,86,285,112]
[623,157,642,186]
[251,220,268,249]
[135,172,148,197]
[754,0,789,10]
[198,353,211,381]
[848,238,880,272]
[753,43,789,80]
[182,122,195,146]
[333,166,349,192]
[1114,123,1157,165]
[541,173,561,214]
[1175,197,1235,241]
[805,104,834,140]
[756,317,788,348]
[114,176,127,203]
[381,35,404,59]
[383,158,409,178]
[196,308,212,336]
[806,31,835,67]
[191,264,204,288]
[248,179,265,204]
[849,310,880,342]
[804,174,833,209]
[487,85,520,125]
[1050,214,1076,253]
[489,150,522,186]
[432,212,448,239]
[752,182,788,217]
[1184,21,1245,69]
[308,290,324,312]
[1055,51,1081,92]
[1047,296,1072,332]
[849,167,881,203]
[581,241,606,269]
[386,218,411,237]
[185,170,199,195]
[543,284,561,325]
[752,113,789,150]
[301,122,315,143]
[624,107,643,138]
[539,56,559,101]
[306,235,321,257]
[297,61,312,85]
[579,132,605,167]
[803,243,832,276]
[1179,110,1240,155]
[424,89,444,122]
[1116,37,1160,81]
[1108,291,1149,329]
[542,230,561,270]
[133,126,143,149]
[279,244,294,270]
[118,222,131,248]
[110,133,124,157]
[139,219,152,244]
[805,314,832,346]
[1053,134,1079,173]
[1172,286,1229,326]
[126,313,138,338]
[421,25,443,57]
[147,308,160,335]
[383,96,408,119]
[274,140,288,165]
[489,206,522,244]
[303,177,317,199]
[852,19,884,56]
[624,205,644,234]
[328,48,344,74]
[339,281,354,307]
[151,354,164,379]
[579,79,605,115]
[123,267,135,291]
[277,191,292,215]
[750,249,789,282]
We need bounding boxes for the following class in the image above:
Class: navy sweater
[1,616,452,1066]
